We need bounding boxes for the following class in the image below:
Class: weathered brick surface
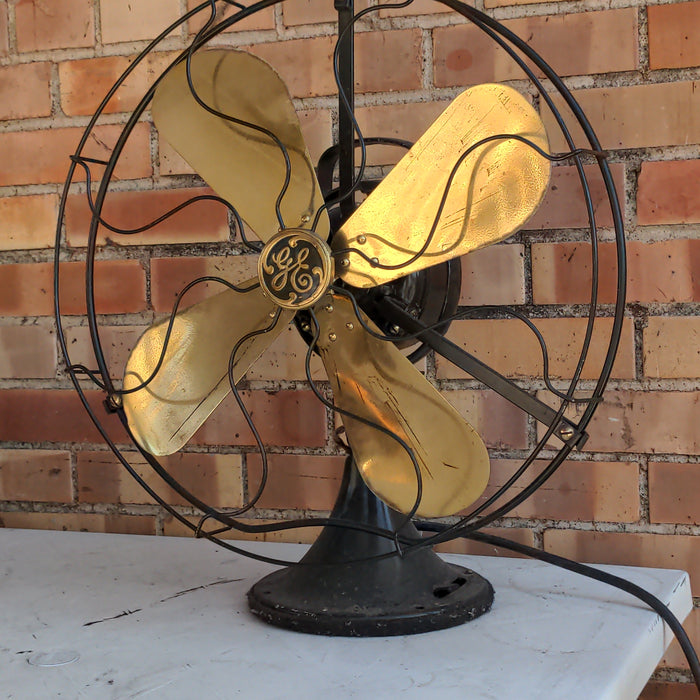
[15,0,95,52]
[65,187,230,247]
[640,681,700,700]
[247,453,345,511]
[436,317,635,381]
[532,240,700,305]
[190,390,327,448]
[150,255,258,312]
[660,607,700,669]
[542,82,700,151]
[187,0,275,33]
[100,0,181,44]
[0,389,128,444]
[0,511,156,535]
[476,459,640,522]
[0,123,152,187]
[648,1,700,70]
[637,160,700,225]
[0,325,56,378]
[644,316,700,379]
[434,10,637,87]
[460,244,525,306]
[544,529,700,594]
[0,260,147,316]
[59,52,176,117]
[0,449,72,502]
[649,462,700,525]
[76,450,243,508]
[0,2,8,56]
[0,194,58,250]
[434,527,536,557]
[0,62,52,120]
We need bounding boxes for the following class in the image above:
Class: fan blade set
[122,49,550,518]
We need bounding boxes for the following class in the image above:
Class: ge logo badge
[258,229,334,310]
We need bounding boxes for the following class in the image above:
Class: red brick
[644,317,700,379]
[0,123,152,187]
[191,390,327,448]
[484,0,565,7]
[100,0,181,44]
[638,160,700,225]
[649,463,700,525]
[188,0,275,32]
[0,511,155,535]
[379,0,452,17]
[648,1,700,70]
[474,459,639,522]
[0,389,128,444]
[532,240,700,305]
[15,0,94,52]
[526,163,626,230]
[0,63,51,119]
[436,317,635,381]
[460,244,525,306]
[661,608,700,669]
[542,82,700,151]
[434,527,535,558]
[0,194,58,250]
[245,324,325,382]
[65,187,229,247]
[544,529,700,594]
[0,260,146,316]
[640,681,699,700]
[442,390,529,450]
[150,255,258,312]
[64,325,145,380]
[59,52,176,117]
[434,9,637,87]
[76,450,242,508]
[550,390,700,455]
[247,30,421,99]
[0,325,56,378]
[247,453,345,511]
[355,101,446,166]
[0,449,72,502]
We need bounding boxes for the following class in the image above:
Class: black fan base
[247,457,494,637]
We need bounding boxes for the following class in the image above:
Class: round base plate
[248,555,494,637]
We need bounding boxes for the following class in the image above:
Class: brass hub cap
[258,229,334,310]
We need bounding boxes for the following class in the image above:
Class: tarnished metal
[152,49,330,242]
[258,229,335,309]
[333,83,550,288]
[314,293,490,518]
[122,281,294,456]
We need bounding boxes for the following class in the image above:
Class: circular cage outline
[54,0,626,565]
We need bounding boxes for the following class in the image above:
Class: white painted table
[1,528,691,699]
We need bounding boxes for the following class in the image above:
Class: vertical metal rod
[335,0,355,220]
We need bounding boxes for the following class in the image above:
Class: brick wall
[0,0,698,693]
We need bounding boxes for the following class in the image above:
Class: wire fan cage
[54,0,626,567]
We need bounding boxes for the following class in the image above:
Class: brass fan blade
[333,84,550,288]
[122,281,294,456]
[314,293,490,517]
[152,49,329,242]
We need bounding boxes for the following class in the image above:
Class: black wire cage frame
[51,0,638,609]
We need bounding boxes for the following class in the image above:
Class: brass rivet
[371,257,379,264]
[559,427,575,440]
[357,235,367,244]
[301,214,310,223]
[340,258,350,267]
[346,322,354,330]
[328,332,337,342]
[269,311,276,318]
[324,304,334,313]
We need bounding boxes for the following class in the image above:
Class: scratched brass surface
[333,84,550,288]
[314,294,490,517]
[152,49,329,243]
[122,282,294,456]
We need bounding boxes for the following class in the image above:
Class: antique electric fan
[56,0,650,640]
